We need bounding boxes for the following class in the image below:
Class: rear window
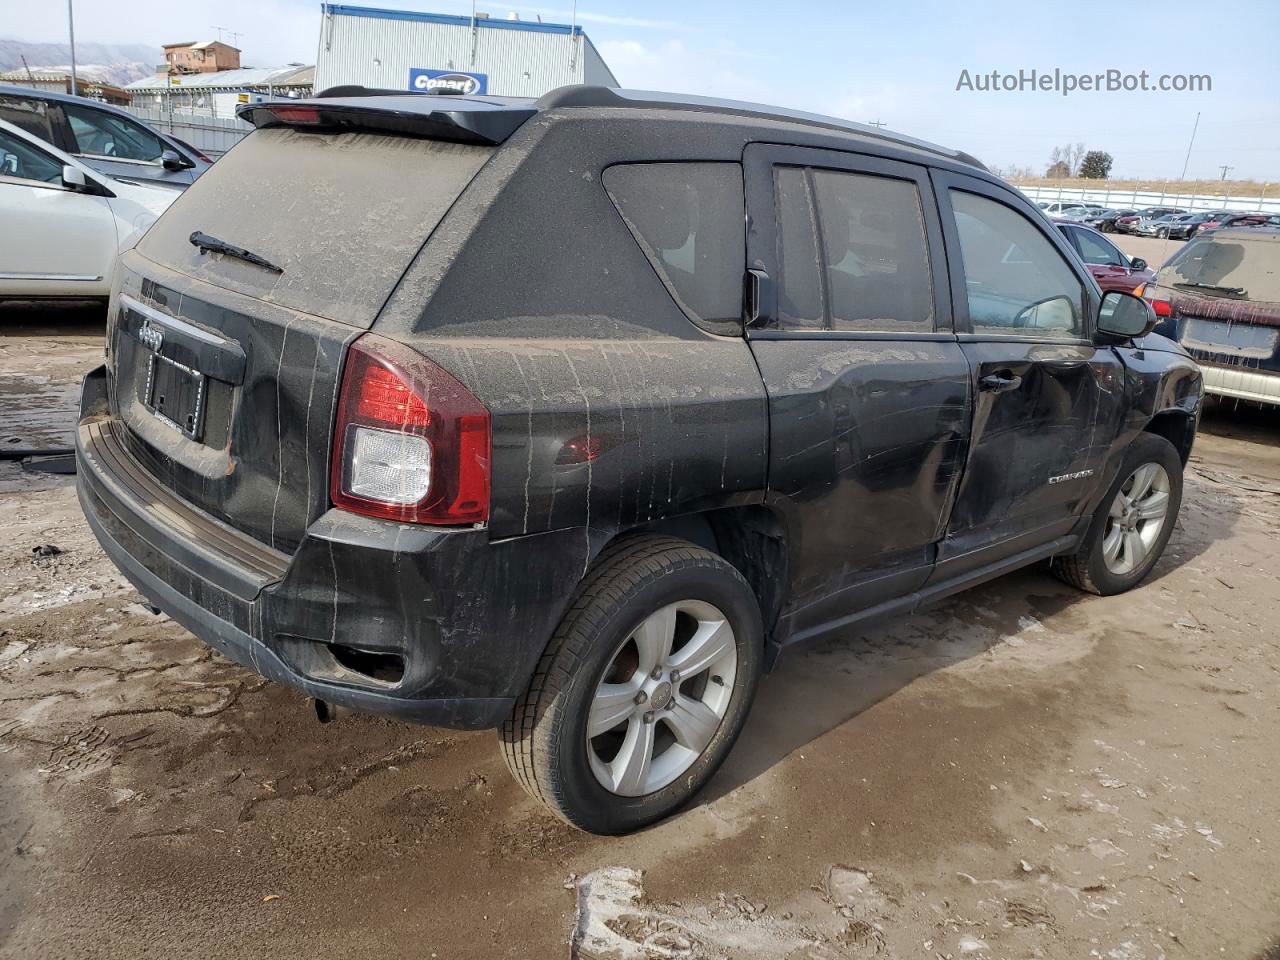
[137,128,492,326]
[1160,236,1280,303]
[604,162,744,332]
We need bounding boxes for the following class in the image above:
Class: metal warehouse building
[313,4,617,97]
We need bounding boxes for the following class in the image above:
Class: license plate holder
[144,352,206,441]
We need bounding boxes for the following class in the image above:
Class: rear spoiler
[236,91,537,146]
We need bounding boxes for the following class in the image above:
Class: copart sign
[409,69,488,95]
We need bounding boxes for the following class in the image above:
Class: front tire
[501,535,763,834]
[1053,433,1183,595]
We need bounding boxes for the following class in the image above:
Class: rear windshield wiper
[1174,280,1247,297]
[189,231,283,274]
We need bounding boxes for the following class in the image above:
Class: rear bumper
[76,365,590,729]
[1200,363,1280,405]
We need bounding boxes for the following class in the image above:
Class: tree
[1079,151,1114,179]
[1046,142,1090,178]
[1068,141,1087,175]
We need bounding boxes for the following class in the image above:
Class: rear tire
[500,535,763,834]
[1053,433,1183,596]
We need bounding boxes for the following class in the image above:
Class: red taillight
[268,105,321,125]
[1149,299,1173,318]
[330,334,490,525]
[353,365,432,428]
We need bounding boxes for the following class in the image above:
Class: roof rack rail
[535,85,986,171]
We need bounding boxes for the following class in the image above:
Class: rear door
[931,172,1126,578]
[743,144,971,641]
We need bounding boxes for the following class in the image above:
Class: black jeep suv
[76,86,1203,834]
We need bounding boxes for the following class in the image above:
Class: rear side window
[62,104,165,162]
[773,166,935,333]
[812,170,934,332]
[0,96,55,142]
[774,166,824,328]
[604,162,744,332]
[950,190,1084,338]
[1070,227,1124,266]
[138,128,493,326]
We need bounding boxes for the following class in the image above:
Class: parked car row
[0,84,211,188]
[0,86,215,302]
[0,118,179,300]
[1035,197,1279,241]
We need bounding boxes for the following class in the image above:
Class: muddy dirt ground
[2,286,1279,960]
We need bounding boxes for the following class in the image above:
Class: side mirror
[1097,290,1157,341]
[61,164,88,191]
[1129,257,1147,272]
[160,149,191,171]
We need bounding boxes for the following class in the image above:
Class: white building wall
[583,39,619,87]
[314,8,607,97]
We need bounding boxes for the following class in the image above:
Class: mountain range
[0,39,158,86]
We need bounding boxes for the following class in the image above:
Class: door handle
[979,372,1023,393]
[745,268,772,327]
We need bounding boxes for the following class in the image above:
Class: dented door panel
[750,338,971,632]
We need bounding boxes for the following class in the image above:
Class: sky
[5,0,1279,180]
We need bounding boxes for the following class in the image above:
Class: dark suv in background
[0,85,210,188]
[76,86,1203,834]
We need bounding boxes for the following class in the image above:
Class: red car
[1052,219,1155,293]
[1200,212,1275,235]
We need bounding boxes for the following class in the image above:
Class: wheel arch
[618,505,790,648]
[1143,408,1196,465]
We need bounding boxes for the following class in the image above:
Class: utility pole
[868,119,887,129]
[1219,164,1233,181]
[1178,111,1199,181]
[67,0,78,96]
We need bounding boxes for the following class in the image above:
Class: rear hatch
[107,105,515,552]
[1148,231,1280,372]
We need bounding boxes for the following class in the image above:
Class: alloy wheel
[1102,462,1171,576]
[587,600,738,797]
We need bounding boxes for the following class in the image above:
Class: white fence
[1014,183,1279,215]
[120,105,251,158]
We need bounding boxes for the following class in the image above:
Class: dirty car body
[1147,228,1280,406]
[76,86,1204,832]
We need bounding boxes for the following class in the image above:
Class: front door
[54,102,194,188]
[931,171,1126,579]
[743,144,971,644]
